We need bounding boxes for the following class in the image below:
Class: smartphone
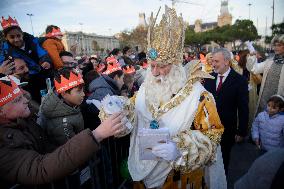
[6,56,15,71]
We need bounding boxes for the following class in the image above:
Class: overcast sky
[1,0,283,36]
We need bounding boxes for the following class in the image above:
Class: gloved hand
[152,141,181,161]
[245,41,256,54]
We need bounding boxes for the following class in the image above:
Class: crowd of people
[0,7,283,189]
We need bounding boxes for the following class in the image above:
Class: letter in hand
[92,112,125,142]
[152,141,181,161]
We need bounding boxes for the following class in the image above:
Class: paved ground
[227,140,261,189]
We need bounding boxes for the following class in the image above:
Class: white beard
[144,64,187,109]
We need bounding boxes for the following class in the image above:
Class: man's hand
[41,62,51,69]
[152,141,181,161]
[235,135,244,143]
[92,112,126,142]
[0,60,15,75]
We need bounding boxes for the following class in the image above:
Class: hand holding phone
[0,58,15,75]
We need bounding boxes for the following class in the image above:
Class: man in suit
[204,48,249,174]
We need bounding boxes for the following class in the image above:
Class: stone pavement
[227,140,261,189]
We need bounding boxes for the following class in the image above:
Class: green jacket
[39,91,84,148]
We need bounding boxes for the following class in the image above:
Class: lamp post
[248,3,252,20]
[272,0,275,25]
[26,13,34,35]
[79,22,83,32]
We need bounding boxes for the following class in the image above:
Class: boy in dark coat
[39,68,85,148]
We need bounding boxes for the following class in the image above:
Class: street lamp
[79,22,83,32]
[26,13,34,35]
[248,3,252,20]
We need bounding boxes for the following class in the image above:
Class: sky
[0,0,283,37]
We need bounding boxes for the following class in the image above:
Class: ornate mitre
[147,6,185,65]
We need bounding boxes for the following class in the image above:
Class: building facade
[190,0,232,32]
[62,31,120,56]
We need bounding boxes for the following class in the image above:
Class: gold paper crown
[147,6,185,65]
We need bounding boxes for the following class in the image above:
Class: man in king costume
[99,6,226,189]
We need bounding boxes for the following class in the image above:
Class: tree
[271,22,284,36]
[265,22,284,43]
[231,19,259,43]
[118,26,147,50]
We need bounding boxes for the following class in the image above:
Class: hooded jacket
[39,91,84,148]
[88,74,120,101]
[42,38,65,69]
[0,32,51,75]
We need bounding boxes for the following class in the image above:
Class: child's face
[267,101,280,116]
[62,86,85,106]
[5,28,24,48]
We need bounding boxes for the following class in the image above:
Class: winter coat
[0,32,51,75]
[39,91,84,148]
[88,75,120,101]
[251,111,284,151]
[0,117,100,189]
[246,55,284,115]
[42,38,65,69]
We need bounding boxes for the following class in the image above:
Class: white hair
[144,64,186,109]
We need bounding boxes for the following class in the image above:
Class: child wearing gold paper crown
[39,67,85,148]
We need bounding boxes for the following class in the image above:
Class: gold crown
[147,6,185,65]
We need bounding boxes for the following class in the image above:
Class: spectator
[109,48,123,65]
[95,62,107,74]
[0,16,52,103]
[0,76,126,189]
[120,46,134,66]
[0,16,51,73]
[204,48,249,174]
[11,58,29,81]
[59,51,78,69]
[134,58,148,87]
[39,68,85,148]
[246,35,284,115]
[42,25,65,70]
[88,58,124,101]
[238,49,262,127]
[251,95,284,152]
[182,51,191,66]
[121,65,138,97]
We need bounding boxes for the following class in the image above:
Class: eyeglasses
[63,61,78,68]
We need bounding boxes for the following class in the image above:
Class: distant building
[190,0,232,32]
[217,0,233,27]
[192,20,218,33]
[62,31,120,56]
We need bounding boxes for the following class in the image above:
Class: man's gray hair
[212,48,231,61]
[271,34,284,45]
